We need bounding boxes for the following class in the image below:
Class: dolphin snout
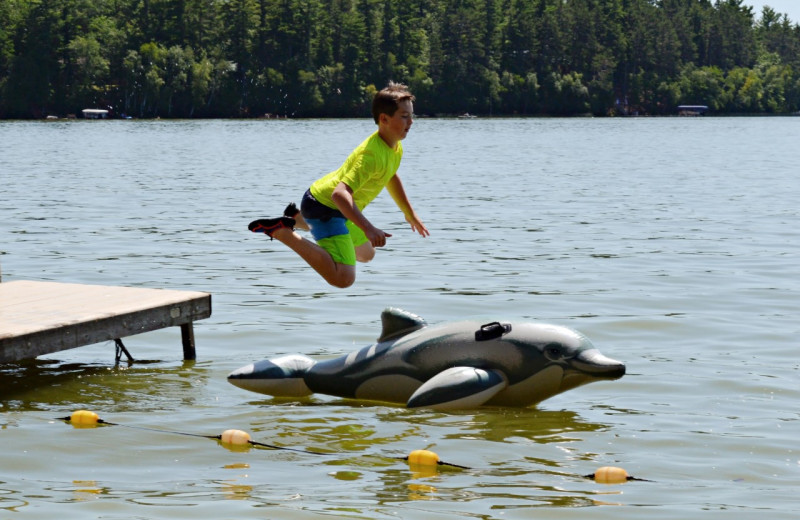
[572,349,626,379]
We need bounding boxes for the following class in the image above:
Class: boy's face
[380,99,414,144]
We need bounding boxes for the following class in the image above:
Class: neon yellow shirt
[310,131,403,212]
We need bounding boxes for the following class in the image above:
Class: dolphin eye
[544,344,562,361]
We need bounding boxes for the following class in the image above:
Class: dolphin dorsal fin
[378,308,427,342]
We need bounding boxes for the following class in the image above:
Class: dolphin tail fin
[227,354,315,396]
[406,367,508,410]
[378,307,427,342]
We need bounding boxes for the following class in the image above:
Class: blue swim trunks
[300,189,368,266]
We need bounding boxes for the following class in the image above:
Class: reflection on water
[239,399,616,458]
[0,357,211,413]
[411,408,611,445]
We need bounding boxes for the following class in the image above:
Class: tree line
[1,0,798,119]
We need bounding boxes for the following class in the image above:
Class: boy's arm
[331,181,391,247]
[386,175,430,238]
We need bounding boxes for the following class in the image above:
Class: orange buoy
[593,466,629,484]
[220,429,252,446]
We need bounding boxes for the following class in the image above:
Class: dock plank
[0,281,212,362]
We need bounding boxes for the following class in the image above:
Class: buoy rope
[583,470,652,483]
[584,473,651,482]
[407,457,471,469]
[56,414,326,455]
[56,412,650,479]
[58,411,585,474]
[56,411,473,470]
[400,455,471,470]
[402,449,472,470]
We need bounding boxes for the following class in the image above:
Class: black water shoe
[248,216,295,240]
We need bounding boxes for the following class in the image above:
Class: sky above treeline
[744,0,799,23]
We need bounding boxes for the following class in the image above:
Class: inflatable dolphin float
[228,308,625,409]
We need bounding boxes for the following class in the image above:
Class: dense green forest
[1,0,798,118]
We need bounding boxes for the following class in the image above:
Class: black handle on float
[475,322,511,341]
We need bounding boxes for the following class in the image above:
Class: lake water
[1,116,798,519]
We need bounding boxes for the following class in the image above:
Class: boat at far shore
[678,105,709,116]
[82,108,109,119]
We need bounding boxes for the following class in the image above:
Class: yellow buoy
[220,429,252,446]
[407,449,440,467]
[593,466,629,484]
[70,410,100,426]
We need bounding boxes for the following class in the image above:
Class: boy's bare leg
[355,242,375,263]
[294,213,310,231]
[283,202,310,231]
[271,228,355,288]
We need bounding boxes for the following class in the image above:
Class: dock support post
[181,322,197,360]
[114,338,135,363]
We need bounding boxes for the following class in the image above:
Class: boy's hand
[366,225,392,247]
[406,213,430,238]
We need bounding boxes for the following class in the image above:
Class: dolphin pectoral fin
[227,354,315,397]
[406,367,508,410]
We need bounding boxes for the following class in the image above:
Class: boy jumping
[249,82,429,288]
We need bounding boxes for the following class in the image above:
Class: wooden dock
[0,280,212,362]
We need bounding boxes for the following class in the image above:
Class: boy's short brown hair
[372,81,415,124]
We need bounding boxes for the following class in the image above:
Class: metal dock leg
[181,322,197,360]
